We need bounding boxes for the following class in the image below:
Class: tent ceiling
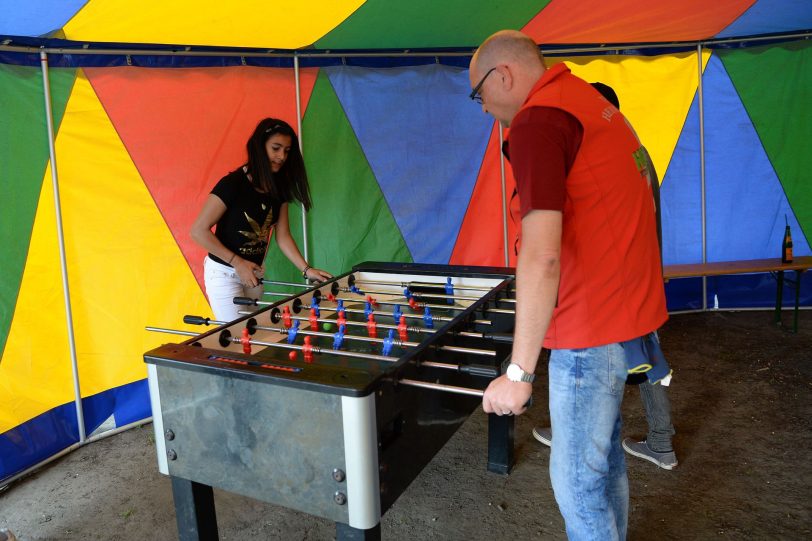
[1,0,810,52]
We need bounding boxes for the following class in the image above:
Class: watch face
[507,363,522,381]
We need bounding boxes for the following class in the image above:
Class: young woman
[191,118,331,321]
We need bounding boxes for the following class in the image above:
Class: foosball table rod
[398,378,486,397]
[234,310,513,343]
[182,315,497,358]
[146,325,500,377]
[260,290,506,314]
[258,278,507,304]
[349,277,496,293]
[239,296,500,324]
[398,379,532,411]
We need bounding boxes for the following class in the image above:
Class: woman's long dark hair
[245,118,312,210]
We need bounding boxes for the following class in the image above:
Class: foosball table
[144,262,518,540]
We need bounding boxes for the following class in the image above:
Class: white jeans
[203,256,263,322]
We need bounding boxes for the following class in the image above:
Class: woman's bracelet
[302,265,311,279]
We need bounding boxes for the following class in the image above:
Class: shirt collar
[521,62,571,108]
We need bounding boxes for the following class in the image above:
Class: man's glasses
[469,67,496,104]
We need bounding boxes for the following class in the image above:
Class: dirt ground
[1,310,810,540]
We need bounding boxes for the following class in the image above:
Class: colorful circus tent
[1,1,810,484]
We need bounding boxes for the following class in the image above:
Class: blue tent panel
[661,93,702,266]
[0,380,151,483]
[326,64,493,264]
[717,0,812,39]
[0,0,86,37]
[665,277,704,312]
[82,379,151,433]
[0,402,79,483]
[707,272,812,310]
[703,54,810,262]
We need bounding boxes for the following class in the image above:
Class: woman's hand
[233,257,263,287]
[304,267,332,283]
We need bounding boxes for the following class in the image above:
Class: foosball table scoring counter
[144,262,519,541]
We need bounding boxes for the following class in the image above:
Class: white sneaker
[532,426,552,447]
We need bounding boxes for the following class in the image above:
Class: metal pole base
[336,522,381,540]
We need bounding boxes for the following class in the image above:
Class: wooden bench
[663,256,812,332]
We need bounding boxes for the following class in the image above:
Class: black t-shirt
[209,168,283,266]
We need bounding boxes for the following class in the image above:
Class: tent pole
[498,123,509,267]
[39,51,86,442]
[697,44,708,311]
[294,54,309,269]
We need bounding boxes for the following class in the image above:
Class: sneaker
[622,438,678,470]
[532,426,552,447]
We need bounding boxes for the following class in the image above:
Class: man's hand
[482,375,532,416]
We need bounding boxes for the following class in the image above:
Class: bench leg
[775,270,785,327]
[793,270,803,334]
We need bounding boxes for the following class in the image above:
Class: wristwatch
[506,363,535,383]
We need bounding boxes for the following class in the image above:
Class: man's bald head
[469,30,546,127]
[472,30,544,73]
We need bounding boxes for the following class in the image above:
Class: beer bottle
[782,216,793,264]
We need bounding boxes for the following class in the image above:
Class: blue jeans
[549,344,629,541]
[638,381,675,452]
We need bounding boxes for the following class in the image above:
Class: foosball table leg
[171,476,219,541]
[487,413,515,475]
[336,522,381,540]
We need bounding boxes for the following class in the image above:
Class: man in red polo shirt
[471,30,667,539]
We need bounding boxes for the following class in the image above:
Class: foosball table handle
[183,315,211,326]
[458,364,500,378]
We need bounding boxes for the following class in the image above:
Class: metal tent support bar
[499,122,509,267]
[697,43,708,311]
[40,51,86,443]
[294,53,309,274]
[2,32,809,59]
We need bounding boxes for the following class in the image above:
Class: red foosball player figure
[398,315,408,341]
[302,336,314,363]
[309,308,319,331]
[241,327,252,355]
[282,305,292,329]
[367,313,378,338]
[366,294,379,308]
[337,309,347,329]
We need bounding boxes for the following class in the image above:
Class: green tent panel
[0,65,76,360]
[315,0,550,50]
[264,70,411,294]
[719,41,812,241]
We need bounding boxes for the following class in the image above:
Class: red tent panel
[85,66,319,291]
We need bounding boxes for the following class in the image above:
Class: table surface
[663,256,812,279]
